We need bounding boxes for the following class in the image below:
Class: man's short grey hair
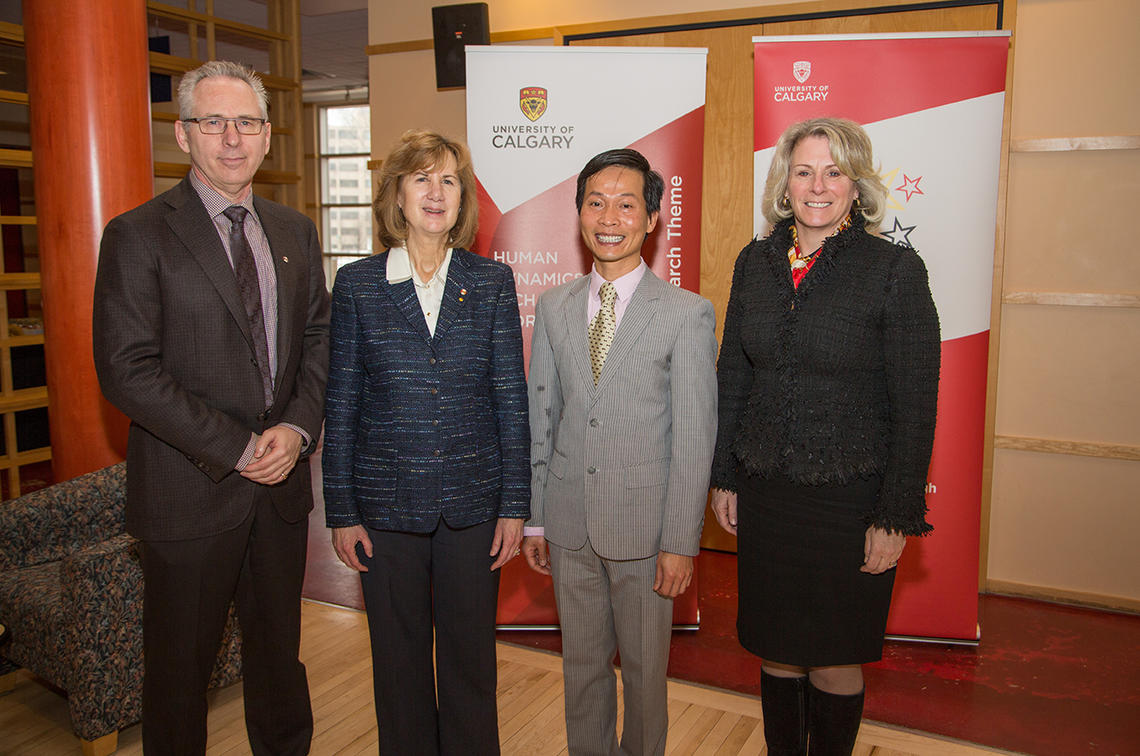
[178,61,269,120]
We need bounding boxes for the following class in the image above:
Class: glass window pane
[321,157,372,205]
[320,104,372,291]
[0,42,27,94]
[15,407,50,452]
[320,105,370,155]
[10,344,45,390]
[325,206,374,256]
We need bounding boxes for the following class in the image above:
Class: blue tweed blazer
[323,248,530,532]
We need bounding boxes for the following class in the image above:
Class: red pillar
[25,0,151,480]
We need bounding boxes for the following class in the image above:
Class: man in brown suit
[93,61,328,754]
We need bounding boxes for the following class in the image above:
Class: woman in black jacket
[710,117,940,755]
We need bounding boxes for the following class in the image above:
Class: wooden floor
[0,601,1014,755]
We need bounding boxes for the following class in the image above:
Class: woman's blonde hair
[374,129,478,250]
[761,117,888,230]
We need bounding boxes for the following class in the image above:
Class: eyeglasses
[182,117,267,135]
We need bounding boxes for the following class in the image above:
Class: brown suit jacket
[93,177,330,541]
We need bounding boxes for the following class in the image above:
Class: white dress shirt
[387,246,452,337]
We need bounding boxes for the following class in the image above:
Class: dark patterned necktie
[223,206,273,408]
[588,281,617,385]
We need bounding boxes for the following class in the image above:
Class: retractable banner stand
[754,33,1010,641]
[466,46,708,628]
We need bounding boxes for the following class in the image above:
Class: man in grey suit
[93,61,328,754]
[521,149,718,755]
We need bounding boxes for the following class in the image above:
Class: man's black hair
[575,148,664,215]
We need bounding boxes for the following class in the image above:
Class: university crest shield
[520,87,548,122]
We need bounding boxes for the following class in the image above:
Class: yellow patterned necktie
[588,281,617,385]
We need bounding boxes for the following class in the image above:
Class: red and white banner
[754,32,1010,641]
[466,46,708,628]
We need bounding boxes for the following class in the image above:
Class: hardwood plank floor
[0,601,1016,755]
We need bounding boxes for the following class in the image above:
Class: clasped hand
[241,425,302,485]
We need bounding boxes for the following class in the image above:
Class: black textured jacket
[710,215,940,535]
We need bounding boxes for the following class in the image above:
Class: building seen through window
[319,104,371,285]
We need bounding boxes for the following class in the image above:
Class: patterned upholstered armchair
[0,463,242,755]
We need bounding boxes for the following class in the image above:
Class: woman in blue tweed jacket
[323,130,529,755]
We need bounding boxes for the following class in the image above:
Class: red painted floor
[304,505,1140,755]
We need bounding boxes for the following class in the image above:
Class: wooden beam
[0,273,41,290]
[0,334,45,348]
[994,435,1140,462]
[1011,135,1140,152]
[978,0,1018,591]
[365,39,432,55]
[0,149,32,168]
[1003,291,1140,308]
[0,90,29,105]
[986,579,1140,614]
[0,386,49,413]
[0,20,23,44]
[0,447,53,467]
[493,27,557,43]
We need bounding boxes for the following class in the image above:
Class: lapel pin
[459,287,467,302]
[282,256,289,263]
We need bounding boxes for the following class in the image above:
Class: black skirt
[735,472,895,667]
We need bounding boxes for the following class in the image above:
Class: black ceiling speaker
[432,3,489,89]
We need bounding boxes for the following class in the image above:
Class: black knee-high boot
[760,670,809,756]
[807,683,864,755]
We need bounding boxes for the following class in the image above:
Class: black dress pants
[359,517,501,756]
[140,493,313,756]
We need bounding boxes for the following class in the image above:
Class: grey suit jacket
[527,268,718,560]
[93,177,330,541]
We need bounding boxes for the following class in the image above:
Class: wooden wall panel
[1003,149,1140,294]
[1010,0,1140,138]
[994,304,1140,446]
[370,50,466,156]
[989,449,1140,606]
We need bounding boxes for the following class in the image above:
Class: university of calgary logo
[793,61,811,83]
[520,87,548,122]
